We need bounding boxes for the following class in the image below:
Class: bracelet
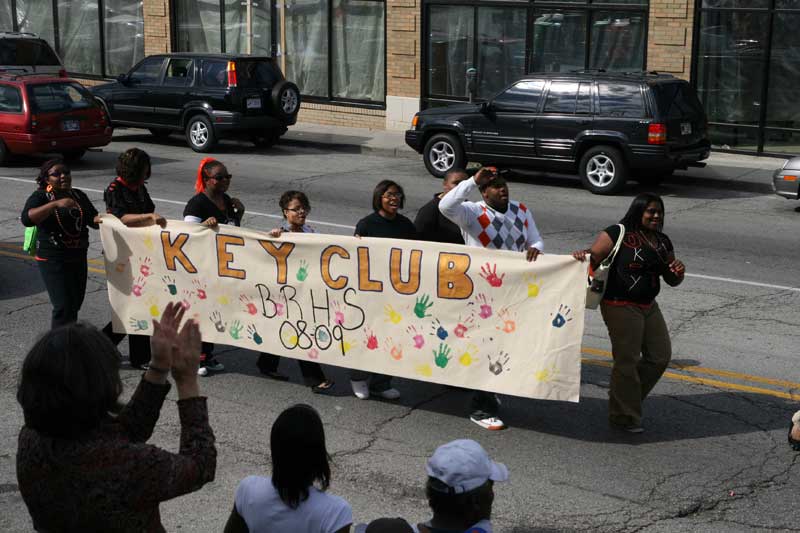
[146,365,170,375]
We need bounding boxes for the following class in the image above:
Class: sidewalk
[283,122,785,194]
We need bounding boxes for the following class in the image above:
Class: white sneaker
[378,388,401,400]
[197,366,209,377]
[350,380,370,400]
[470,416,506,430]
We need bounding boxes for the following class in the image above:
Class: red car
[0,73,112,164]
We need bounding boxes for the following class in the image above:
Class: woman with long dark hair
[573,193,685,433]
[20,158,101,328]
[259,190,335,392]
[224,404,352,533]
[348,180,416,401]
[16,302,217,531]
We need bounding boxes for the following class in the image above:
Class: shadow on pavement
[0,250,45,301]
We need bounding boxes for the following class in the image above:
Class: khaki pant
[600,301,671,427]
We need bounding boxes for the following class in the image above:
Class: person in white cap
[414,439,509,533]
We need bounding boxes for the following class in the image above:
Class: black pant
[470,390,500,419]
[38,257,88,329]
[257,353,326,386]
[102,322,151,367]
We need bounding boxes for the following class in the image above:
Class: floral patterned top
[16,377,217,533]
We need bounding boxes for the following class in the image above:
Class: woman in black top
[573,193,685,433]
[102,148,167,368]
[183,158,244,376]
[349,180,417,401]
[20,159,100,328]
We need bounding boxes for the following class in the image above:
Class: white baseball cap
[426,439,509,494]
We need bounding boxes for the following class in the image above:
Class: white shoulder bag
[585,224,625,310]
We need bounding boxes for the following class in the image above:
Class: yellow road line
[582,347,800,390]
[582,358,800,401]
[2,245,796,400]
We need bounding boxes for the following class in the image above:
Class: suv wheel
[186,115,216,153]
[271,81,300,120]
[579,145,627,195]
[423,133,465,178]
[149,128,172,139]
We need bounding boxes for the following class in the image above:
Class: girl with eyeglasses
[572,193,685,434]
[183,158,246,376]
[348,180,417,401]
[21,159,101,328]
[262,191,335,393]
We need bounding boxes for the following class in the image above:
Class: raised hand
[150,301,187,370]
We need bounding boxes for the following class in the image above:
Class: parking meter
[466,68,477,103]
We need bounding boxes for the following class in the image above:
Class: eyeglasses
[644,208,662,215]
[285,207,309,214]
[211,173,232,181]
[48,170,70,177]
[383,192,403,200]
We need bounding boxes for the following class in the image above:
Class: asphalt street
[0,130,798,532]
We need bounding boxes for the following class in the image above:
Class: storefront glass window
[57,1,102,75]
[331,0,385,101]
[175,0,222,53]
[16,0,55,45]
[0,3,13,32]
[589,11,645,71]
[104,0,145,76]
[476,7,526,98]
[428,5,474,97]
[530,10,587,73]
[282,0,329,97]
[766,12,800,130]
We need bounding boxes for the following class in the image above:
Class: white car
[0,32,65,77]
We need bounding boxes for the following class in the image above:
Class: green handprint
[229,320,244,340]
[433,343,452,369]
[296,259,309,282]
[414,294,434,318]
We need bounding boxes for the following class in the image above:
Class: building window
[424,0,649,104]
[694,0,799,154]
[9,0,144,78]
[173,0,385,104]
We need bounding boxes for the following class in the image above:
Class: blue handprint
[551,304,573,329]
[430,318,448,340]
[247,324,263,345]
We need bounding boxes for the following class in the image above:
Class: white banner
[100,216,586,402]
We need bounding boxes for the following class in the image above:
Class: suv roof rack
[0,31,40,38]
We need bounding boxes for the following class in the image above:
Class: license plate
[246,98,261,109]
[62,120,80,132]
[680,122,692,135]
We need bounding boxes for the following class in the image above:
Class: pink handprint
[406,325,425,349]
[308,348,320,360]
[365,329,378,350]
[332,300,345,325]
[275,302,285,317]
[138,257,152,277]
[240,294,258,315]
[180,289,193,310]
[480,262,505,288]
[132,276,146,297]
[474,294,493,319]
[454,315,474,339]
[192,280,207,300]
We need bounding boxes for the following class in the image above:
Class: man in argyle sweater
[439,167,544,430]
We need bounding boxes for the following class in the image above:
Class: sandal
[312,379,335,394]
[789,423,800,452]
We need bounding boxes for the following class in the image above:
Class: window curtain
[251,3,272,55]
[1,3,13,32]
[224,0,271,55]
[57,0,102,75]
[282,0,328,97]
[477,7,526,98]
[428,6,474,97]
[331,0,384,101]
[530,11,587,73]
[104,0,144,75]
[589,12,646,72]
[16,0,55,46]
[175,0,222,53]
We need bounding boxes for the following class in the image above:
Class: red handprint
[474,293,493,319]
[192,280,207,300]
[365,329,378,350]
[138,257,152,277]
[453,315,474,339]
[132,276,146,297]
[480,262,505,288]
[240,294,258,316]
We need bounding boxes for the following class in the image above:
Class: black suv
[91,53,300,152]
[406,71,710,194]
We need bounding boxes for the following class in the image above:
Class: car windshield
[652,82,704,119]
[236,60,282,88]
[27,82,95,113]
[0,39,61,66]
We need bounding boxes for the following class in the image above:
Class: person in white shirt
[439,167,544,430]
[223,404,352,533]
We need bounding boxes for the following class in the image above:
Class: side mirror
[116,74,129,85]
[480,101,491,113]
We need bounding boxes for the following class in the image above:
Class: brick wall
[143,0,172,56]
[387,0,421,99]
[647,0,693,79]
[298,102,386,130]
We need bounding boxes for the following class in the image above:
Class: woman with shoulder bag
[572,193,685,433]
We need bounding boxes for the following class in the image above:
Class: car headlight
[411,114,419,128]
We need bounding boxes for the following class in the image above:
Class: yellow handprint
[384,304,403,324]
[143,235,154,251]
[524,273,543,298]
[216,294,230,306]
[459,343,479,367]
[534,363,557,383]
[415,364,433,377]
[146,296,160,318]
